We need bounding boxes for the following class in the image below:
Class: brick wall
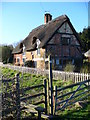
[14,54,23,66]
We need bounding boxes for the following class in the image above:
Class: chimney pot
[44,13,52,24]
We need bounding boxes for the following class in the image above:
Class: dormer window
[23,44,25,52]
[20,43,23,48]
[22,44,26,56]
[32,37,37,45]
[37,39,41,48]
[36,39,41,55]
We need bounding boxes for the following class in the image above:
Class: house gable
[45,21,82,67]
[58,22,73,34]
[45,21,81,46]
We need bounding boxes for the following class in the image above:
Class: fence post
[53,86,55,115]
[49,55,53,115]
[44,79,47,114]
[15,73,20,120]
[47,78,49,114]
[54,86,57,115]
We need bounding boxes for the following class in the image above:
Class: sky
[0,1,89,45]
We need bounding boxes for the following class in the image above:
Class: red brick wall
[14,54,23,66]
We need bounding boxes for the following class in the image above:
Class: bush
[80,62,90,73]
[25,60,35,68]
[1,45,13,64]
[64,63,75,72]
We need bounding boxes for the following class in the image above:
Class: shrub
[64,63,75,72]
[80,62,90,73]
[24,60,35,68]
[73,58,83,72]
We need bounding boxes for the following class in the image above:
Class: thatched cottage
[12,13,83,70]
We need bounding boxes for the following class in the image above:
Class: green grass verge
[1,67,90,119]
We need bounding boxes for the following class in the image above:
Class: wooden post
[53,86,55,115]
[47,78,49,114]
[49,55,53,115]
[44,79,47,114]
[54,86,57,115]
[15,73,20,120]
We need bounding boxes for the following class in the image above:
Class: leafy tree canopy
[79,27,90,51]
[0,45,13,64]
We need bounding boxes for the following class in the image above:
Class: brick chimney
[44,13,52,24]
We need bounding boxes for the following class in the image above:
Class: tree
[79,27,90,51]
[0,45,13,64]
[0,46,2,62]
[12,40,22,48]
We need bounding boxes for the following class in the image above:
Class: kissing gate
[1,55,90,119]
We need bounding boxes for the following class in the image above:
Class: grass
[1,67,90,120]
[1,67,45,88]
[53,103,90,120]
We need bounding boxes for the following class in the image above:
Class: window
[56,59,59,65]
[31,52,34,59]
[61,37,70,45]
[52,59,54,64]
[32,54,34,59]
[20,43,23,48]
[72,59,74,64]
[32,37,37,44]
[23,58,26,63]
[14,58,16,63]
[34,61,37,67]
[17,58,20,63]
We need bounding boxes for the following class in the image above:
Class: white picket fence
[1,64,90,83]
[53,70,90,83]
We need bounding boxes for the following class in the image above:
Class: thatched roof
[84,49,90,57]
[12,14,81,54]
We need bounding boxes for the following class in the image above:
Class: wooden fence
[1,74,47,119]
[1,64,90,83]
[1,75,19,118]
[1,73,90,119]
[53,79,90,115]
